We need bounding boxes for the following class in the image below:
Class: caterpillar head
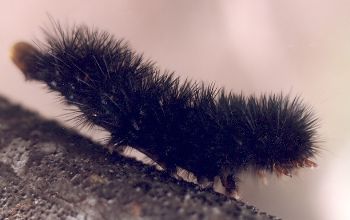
[10,42,40,80]
[240,95,318,177]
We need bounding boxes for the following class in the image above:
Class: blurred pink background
[1,1,350,219]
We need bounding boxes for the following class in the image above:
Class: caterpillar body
[11,23,318,195]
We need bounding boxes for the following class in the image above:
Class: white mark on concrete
[38,142,62,154]
[65,196,104,220]
[0,138,31,176]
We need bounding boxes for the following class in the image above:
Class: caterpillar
[10,22,318,196]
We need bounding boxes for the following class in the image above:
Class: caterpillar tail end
[10,42,38,80]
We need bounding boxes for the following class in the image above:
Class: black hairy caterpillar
[10,22,318,195]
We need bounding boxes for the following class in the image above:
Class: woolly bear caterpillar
[10,22,318,196]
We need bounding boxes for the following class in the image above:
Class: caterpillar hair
[10,22,318,195]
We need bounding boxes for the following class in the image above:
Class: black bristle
[11,22,319,195]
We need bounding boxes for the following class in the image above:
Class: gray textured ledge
[0,95,279,220]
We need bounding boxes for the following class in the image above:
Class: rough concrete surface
[0,95,279,220]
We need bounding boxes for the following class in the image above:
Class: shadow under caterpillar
[10,21,318,196]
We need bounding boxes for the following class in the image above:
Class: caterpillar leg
[197,176,214,189]
[220,171,238,197]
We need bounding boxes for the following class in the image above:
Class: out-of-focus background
[0,1,349,219]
